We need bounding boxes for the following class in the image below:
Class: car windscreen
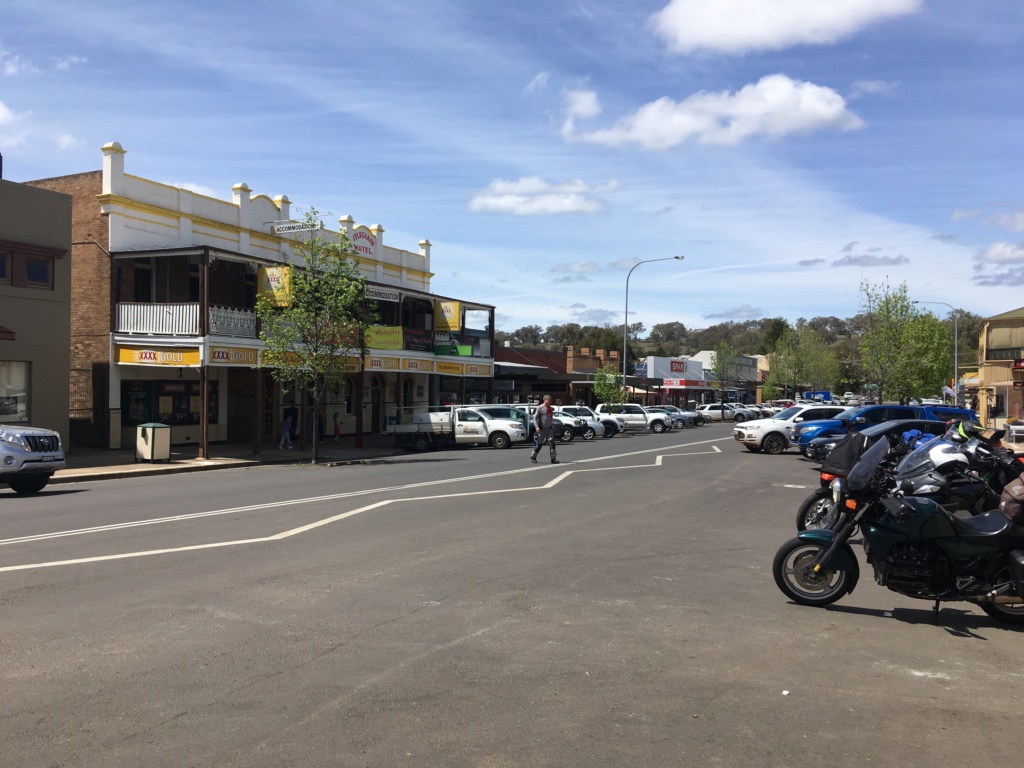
[835,406,865,420]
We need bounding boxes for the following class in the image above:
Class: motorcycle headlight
[831,478,844,504]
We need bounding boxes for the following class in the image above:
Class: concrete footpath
[50,435,408,484]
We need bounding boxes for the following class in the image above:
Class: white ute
[387,406,528,451]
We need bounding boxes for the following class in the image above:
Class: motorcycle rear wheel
[980,566,1024,625]
[773,537,855,607]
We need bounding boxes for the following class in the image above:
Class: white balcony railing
[116,303,258,338]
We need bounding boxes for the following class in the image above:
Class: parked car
[647,405,698,427]
[643,406,689,429]
[0,422,66,494]
[514,404,575,442]
[732,403,847,454]
[553,408,604,441]
[558,405,624,438]
[789,403,976,457]
[803,419,949,463]
[595,403,672,433]
[696,402,750,422]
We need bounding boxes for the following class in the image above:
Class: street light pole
[913,300,958,406]
[622,256,684,401]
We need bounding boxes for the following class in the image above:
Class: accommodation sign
[365,286,400,303]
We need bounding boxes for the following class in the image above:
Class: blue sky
[3,0,1023,335]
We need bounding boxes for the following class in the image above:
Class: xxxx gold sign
[402,358,434,372]
[209,346,259,366]
[464,363,491,376]
[117,345,201,366]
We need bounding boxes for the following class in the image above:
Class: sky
[3,0,1023,335]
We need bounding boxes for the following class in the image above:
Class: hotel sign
[365,286,400,303]
[402,358,434,372]
[209,346,259,366]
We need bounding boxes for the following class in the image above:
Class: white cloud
[849,79,899,99]
[0,99,14,124]
[52,55,87,71]
[567,75,863,149]
[704,304,764,320]
[975,242,1024,264]
[985,209,1024,233]
[524,72,549,94]
[1,52,39,77]
[553,261,600,274]
[833,253,910,267]
[468,176,619,216]
[55,133,82,151]
[650,0,922,55]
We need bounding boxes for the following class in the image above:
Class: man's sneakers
[530,455,538,464]
[550,459,560,464]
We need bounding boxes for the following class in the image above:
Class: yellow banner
[434,300,462,331]
[436,361,464,375]
[117,345,201,366]
[367,356,401,371]
[209,346,259,366]
[366,326,403,350]
[402,358,434,372]
[257,266,292,307]
[465,363,491,376]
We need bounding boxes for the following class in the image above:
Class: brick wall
[26,171,109,372]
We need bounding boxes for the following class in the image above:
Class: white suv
[595,403,672,434]
[696,403,751,422]
[732,404,846,454]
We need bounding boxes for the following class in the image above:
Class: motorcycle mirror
[899,478,916,495]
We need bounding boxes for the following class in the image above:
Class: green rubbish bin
[136,422,171,462]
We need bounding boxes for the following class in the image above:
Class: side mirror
[899,478,915,495]
[794,417,803,423]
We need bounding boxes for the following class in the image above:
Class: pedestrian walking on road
[530,394,559,464]
[279,413,294,449]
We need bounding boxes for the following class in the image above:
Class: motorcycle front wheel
[796,490,837,531]
[773,537,855,607]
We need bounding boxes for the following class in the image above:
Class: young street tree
[858,280,918,403]
[711,340,740,404]
[255,210,375,465]
[592,363,623,406]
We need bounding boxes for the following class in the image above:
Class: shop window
[0,361,30,422]
[25,255,53,289]
[0,250,10,284]
[134,259,153,302]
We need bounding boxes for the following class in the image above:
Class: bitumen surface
[50,434,408,484]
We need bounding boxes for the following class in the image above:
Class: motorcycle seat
[952,509,1024,547]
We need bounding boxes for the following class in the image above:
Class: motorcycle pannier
[999,478,1024,524]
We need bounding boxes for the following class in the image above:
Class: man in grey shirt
[530,394,560,464]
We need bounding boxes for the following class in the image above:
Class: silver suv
[594,403,672,434]
[0,423,65,494]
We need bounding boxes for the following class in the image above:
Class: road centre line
[0,438,732,572]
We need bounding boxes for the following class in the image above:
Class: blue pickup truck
[789,403,975,458]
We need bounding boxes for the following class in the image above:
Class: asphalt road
[2,425,1022,767]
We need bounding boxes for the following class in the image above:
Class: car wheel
[602,422,617,437]
[411,434,431,452]
[651,420,666,434]
[582,427,596,441]
[490,432,511,449]
[734,413,744,423]
[560,426,574,442]
[762,433,787,455]
[7,475,50,495]
[695,416,705,426]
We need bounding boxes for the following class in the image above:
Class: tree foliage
[711,340,740,403]
[255,210,375,464]
[592,363,623,406]
[858,280,918,403]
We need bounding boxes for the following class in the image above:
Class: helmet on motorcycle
[947,420,983,443]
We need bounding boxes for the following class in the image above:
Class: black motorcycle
[796,427,1022,531]
[773,435,1024,625]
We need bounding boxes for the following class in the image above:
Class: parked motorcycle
[796,424,1023,531]
[773,435,1024,625]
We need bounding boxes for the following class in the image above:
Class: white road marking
[0,437,732,573]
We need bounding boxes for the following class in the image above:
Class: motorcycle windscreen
[847,434,889,492]
[894,437,964,477]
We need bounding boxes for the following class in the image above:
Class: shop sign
[670,360,688,372]
[367,356,401,371]
[209,346,259,366]
[256,266,292,307]
[402,358,434,372]
[117,345,201,366]
[465,363,491,376]
[434,300,462,331]
[434,331,472,356]
[436,361,464,375]
[403,327,433,352]
[663,378,707,388]
[365,286,400,303]
[366,326,403,350]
